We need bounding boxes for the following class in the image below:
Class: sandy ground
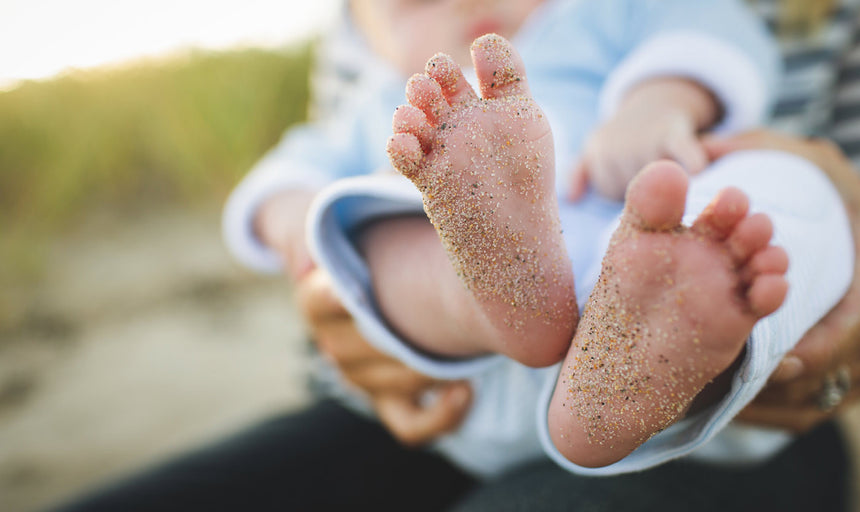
[0,209,312,512]
[0,207,858,512]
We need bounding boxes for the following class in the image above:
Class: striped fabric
[830,16,860,161]
[748,0,860,164]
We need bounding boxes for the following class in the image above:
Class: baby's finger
[590,159,628,201]
[567,160,590,201]
[666,130,708,174]
[701,130,778,161]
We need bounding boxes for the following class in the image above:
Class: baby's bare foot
[548,161,789,467]
[386,34,577,367]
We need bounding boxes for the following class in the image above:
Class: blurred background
[0,1,336,510]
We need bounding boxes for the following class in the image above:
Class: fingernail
[771,356,805,382]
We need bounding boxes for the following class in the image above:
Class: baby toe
[746,273,788,318]
[406,74,450,124]
[426,53,477,105]
[387,133,424,180]
[470,34,530,99]
[690,187,749,240]
[727,213,773,265]
[393,105,434,152]
[739,245,789,286]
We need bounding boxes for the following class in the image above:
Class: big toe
[623,161,689,231]
[470,33,530,99]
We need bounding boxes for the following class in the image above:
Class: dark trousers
[50,399,852,512]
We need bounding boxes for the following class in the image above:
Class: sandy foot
[548,161,789,467]
[387,34,577,367]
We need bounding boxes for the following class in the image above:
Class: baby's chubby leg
[381,34,577,367]
[548,161,789,468]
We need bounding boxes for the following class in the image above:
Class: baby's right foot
[387,34,577,367]
[548,161,789,467]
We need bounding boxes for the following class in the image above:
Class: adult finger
[312,318,388,366]
[737,401,827,433]
[375,382,472,446]
[777,324,841,381]
[738,384,860,433]
[770,314,842,383]
[343,360,439,397]
[754,358,860,407]
[702,131,844,173]
[771,270,860,383]
[307,316,444,398]
[701,130,781,161]
[295,269,348,322]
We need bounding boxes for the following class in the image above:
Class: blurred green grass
[0,44,312,285]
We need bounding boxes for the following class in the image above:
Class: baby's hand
[256,189,317,280]
[569,78,719,201]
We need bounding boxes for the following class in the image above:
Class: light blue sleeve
[599,0,781,130]
[221,119,368,273]
[626,0,778,80]
[513,0,780,183]
[221,88,383,273]
[268,104,378,184]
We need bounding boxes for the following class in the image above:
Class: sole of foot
[548,160,789,467]
[386,34,578,367]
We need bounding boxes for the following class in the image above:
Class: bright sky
[0,0,339,90]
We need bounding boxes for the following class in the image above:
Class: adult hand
[295,268,472,445]
[703,130,860,432]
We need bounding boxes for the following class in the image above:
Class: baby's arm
[565,0,779,201]
[571,77,721,200]
[223,99,378,275]
[253,189,318,280]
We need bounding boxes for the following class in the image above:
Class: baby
[374,34,793,467]
[229,0,852,476]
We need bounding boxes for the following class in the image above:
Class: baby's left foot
[548,161,789,467]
